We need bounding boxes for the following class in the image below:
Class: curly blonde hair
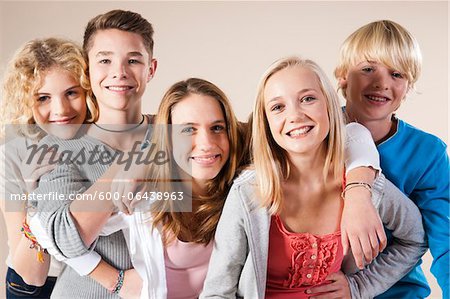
[1,37,97,139]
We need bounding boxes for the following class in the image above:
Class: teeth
[108,86,131,91]
[289,127,311,137]
[192,155,218,162]
[367,95,387,102]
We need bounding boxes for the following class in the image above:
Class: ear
[337,76,348,90]
[147,58,158,82]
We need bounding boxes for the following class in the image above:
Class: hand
[21,146,59,192]
[118,268,143,299]
[340,187,387,269]
[306,271,351,299]
[110,155,151,215]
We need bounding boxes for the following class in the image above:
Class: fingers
[341,229,349,256]
[26,164,56,190]
[309,292,340,299]
[308,272,350,299]
[369,229,380,260]
[359,233,374,265]
[377,226,387,252]
[111,180,129,214]
[348,235,364,269]
[308,282,339,294]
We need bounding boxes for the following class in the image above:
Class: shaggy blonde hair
[334,20,422,97]
[1,37,97,139]
[150,78,245,244]
[253,57,345,214]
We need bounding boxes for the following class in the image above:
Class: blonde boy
[335,20,449,299]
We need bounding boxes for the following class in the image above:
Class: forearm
[69,163,121,246]
[12,235,50,286]
[89,259,121,293]
[346,175,428,298]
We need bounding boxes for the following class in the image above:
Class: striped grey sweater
[32,134,133,299]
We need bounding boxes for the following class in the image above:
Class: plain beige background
[0,1,448,298]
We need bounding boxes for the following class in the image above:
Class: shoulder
[1,136,35,163]
[233,168,256,186]
[397,119,447,150]
[227,168,262,212]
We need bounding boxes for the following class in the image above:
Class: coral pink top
[165,238,213,299]
[266,215,344,299]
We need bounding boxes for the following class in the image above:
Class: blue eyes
[271,104,282,112]
[98,59,140,64]
[181,127,195,134]
[66,90,79,97]
[362,67,374,73]
[361,66,404,79]
[302,96,316,103]
[181,125,226,134]
[270,96,316,112]
[37,95,50,102]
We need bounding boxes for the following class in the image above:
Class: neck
[345,107,396,143]
[96,105,143,125]
[287,144,327,184]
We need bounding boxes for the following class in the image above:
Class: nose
[372,72,389,90]
[112,61,128,79]
[195,129,214,152]
[287,102,306,123]
[51,97,71,117]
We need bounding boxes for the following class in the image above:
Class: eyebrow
[34,85,81,96]
[267,88,316,104]
[95,51,144,57]
[181,120,226,126]
[65,85,82,92]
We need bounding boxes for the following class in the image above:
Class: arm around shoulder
[345,174,427,298]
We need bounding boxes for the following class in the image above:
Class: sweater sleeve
[200,183,249,298]
[414,148,449,298]
[345,174,427,298]
[345,122,380,175]
[32,161,92,258]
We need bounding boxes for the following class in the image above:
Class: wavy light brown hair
[0,37,97,139]
[150,78,245,244]
[253,57,345,214]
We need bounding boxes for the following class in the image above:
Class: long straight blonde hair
[252,57,345,214]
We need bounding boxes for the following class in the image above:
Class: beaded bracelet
[111,270,125,295]
[341,182,372,199]
[21,219,47,263]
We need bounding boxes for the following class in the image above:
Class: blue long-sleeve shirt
[375,118,449,299]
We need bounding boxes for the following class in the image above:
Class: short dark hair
[83,9,154,57]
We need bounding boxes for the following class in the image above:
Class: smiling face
[340,61,409,125]
[87,29,156,119]
[171,94,230,188]
[264,66,329,158]
[32,66,87,139]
